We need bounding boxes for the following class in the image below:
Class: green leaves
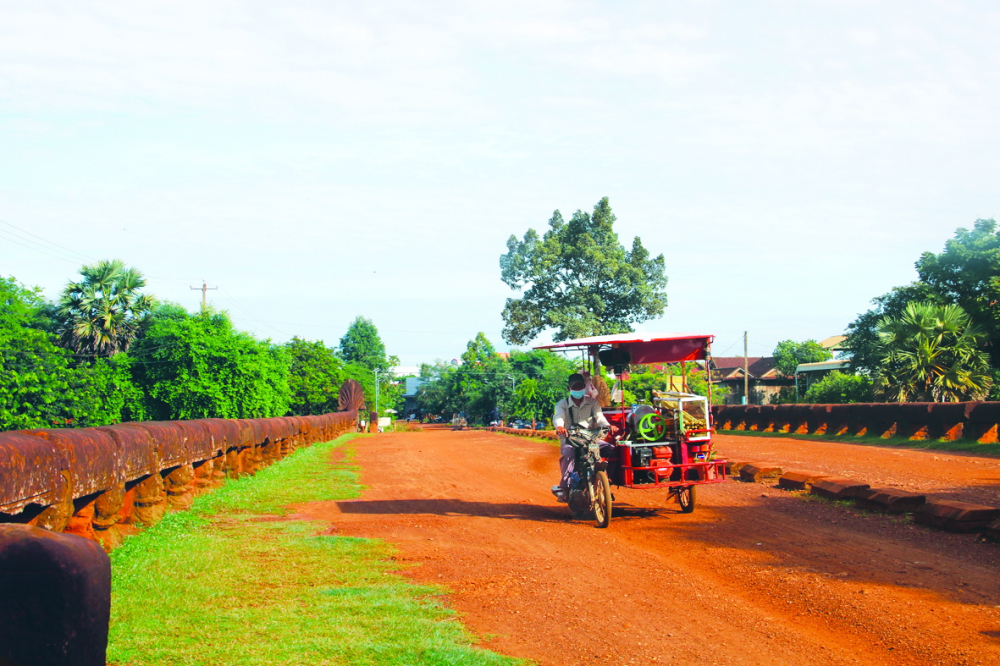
[0,277,94,429]
[873,302,992,402]
[131,308,291,420]
[284,337,345,416]
[339,317,390,372]
[772,340,832,378]
[499,197,667,345]
[415,335,577,424]
[55,259,154,357]
[802,371,872,404]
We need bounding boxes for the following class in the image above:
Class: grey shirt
[553,395,610,431]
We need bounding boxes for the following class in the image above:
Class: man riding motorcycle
[551,373,611,503]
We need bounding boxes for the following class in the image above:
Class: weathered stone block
[739,464,783,483]
[854,487,926,514]
[914,500,999,532]
[778,471,829,491]
[130,473,166,526]
[810,477,871,500]
[725,461,752,475]
[0,524,110,666]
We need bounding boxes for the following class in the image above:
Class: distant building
[401,376,426,418]
[710,356,792,405]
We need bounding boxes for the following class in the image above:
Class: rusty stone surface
[0,524,111,666]
[130,473,166,526]
[914,500,1000,532]
[173,420,216,462]
[777,471,830,491]
[739,464,783,483]
[854,487,927,514]
[0,431,70,515]
[31,495,74,533]
[164,464,195,510]
[725,460,753,475]
[809,478,872,500]
[64,500,98,542]
[0,411,356,548]
[92,484,125,529]
[339,379,365,412]
[119,421,189,468]
[94,424,158,481]
[22,428,121,498]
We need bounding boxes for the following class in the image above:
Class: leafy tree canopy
[415,336,577,425]
[284,337,345,416]
[847,220,1000,376]
[0,277,98,430]
[772,339,832,378]
[915,219,1000,364]
[499,197,667,345]
[131,307,290,420]
[56,259,154,357]
[338,316,390,371]
[802,371,872,404]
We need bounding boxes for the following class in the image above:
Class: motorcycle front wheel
[592,471,612,528]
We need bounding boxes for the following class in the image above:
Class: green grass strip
[108,434,527,666]
[717,428,1000,456]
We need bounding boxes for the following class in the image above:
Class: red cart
[535,332,727,515]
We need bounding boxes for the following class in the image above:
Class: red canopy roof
[534,333,714,364]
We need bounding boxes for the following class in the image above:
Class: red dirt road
[298,429,1000,666]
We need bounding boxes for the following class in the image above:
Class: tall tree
[845,283,940,376]
[873,302,992,402]
[499,197,667,344]
[56,259,154,356]
[338,316,390,371]
[914,219,1000,365]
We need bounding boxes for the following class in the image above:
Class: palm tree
[56,260,155,356]
[874,302,992,402]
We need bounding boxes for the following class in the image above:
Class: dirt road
[298,428,1000,666]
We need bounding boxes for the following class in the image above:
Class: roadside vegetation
[107,433,524,666]
[1,264,402,430]
[766,220,1000,405]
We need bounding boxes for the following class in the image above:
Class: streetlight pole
[374,368,380,418]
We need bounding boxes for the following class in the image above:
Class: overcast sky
[2,1,999,365]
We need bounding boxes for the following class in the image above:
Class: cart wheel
[677,485,696,513]
[593,471,612,528]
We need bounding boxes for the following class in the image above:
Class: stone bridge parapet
[711,402,1000,443]
[0,411,357,550]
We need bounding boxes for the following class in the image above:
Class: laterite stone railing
[0,412,357,550]
[711,402,1000,443]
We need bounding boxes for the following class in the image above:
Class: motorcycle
[565,426,613,528]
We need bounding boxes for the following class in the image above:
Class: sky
[2,1,999,365]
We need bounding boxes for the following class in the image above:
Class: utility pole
[744,331,749,405]
[190,281,218,310]
[374,368,380,418]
